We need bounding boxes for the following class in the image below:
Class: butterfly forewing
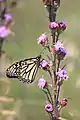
[17,56,41,83]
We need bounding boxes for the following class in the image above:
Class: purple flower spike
[45,104,53,113]
[38,78,47,89]
[37,33,48,45]
[49,22,59,29]
[56,68,69,81]
[40,60,49,70]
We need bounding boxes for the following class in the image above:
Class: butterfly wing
[6,62,20,78]
[17,56,41,83]
[6,55,41,83]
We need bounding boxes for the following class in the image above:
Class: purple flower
[59,47,67,54]
[4,13,12,22]
[58,20,67,32]
[45,104,53,113]
[56,68,69,81]
[54,41,67,60]
[54,41,64,51]
[40,60,49,70]
[49,22,59,29]
[0,26,10,38]
[37,33,48,45]
[57,47,67,60]
[38,78,47,89]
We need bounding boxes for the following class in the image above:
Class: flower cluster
[37,0,69,119]
[38,77,68,116]
[49,21,67,34]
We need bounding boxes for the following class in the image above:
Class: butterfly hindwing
[6,62,20,78]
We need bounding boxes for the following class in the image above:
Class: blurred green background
[0,0,80,120]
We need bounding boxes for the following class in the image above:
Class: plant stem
[56,85,60,104]
[45,1,61,119]
[47,87,53,105]
[48,2,62,119]
[44,90,52,104]
[48,5,58,119]
[57,59,60,72]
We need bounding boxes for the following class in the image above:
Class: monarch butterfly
[6,55,42,84]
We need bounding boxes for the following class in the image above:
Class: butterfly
[6,55,42,84]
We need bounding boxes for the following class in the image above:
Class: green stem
[57,59,60,72]
[46,87,53,105]
[44,90,52,104]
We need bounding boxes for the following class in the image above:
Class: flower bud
[45,104,53,113]
[58,21,67,33]
[40,60,49,70]
[38,78,47,89]
[37,33,48,46]
[60,98,68,107]
[49,22,59,30]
